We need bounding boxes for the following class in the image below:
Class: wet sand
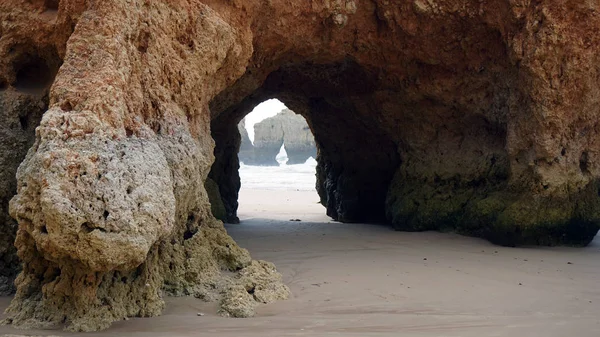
[2,188,600,336]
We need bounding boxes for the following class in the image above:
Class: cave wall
[257,60,403,223]
[208,113,242,224]
[0,82,50,296]
[209,0,600,245]
[2,0,289,332]
[0,0,599,332]
[0,0,73,295]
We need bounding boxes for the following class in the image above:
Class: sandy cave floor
[2,188,600,337]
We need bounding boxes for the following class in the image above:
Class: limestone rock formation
[0,3,63,296]
[1,0,288,331]
[209,0,600,237]
[279,110,318,165]
[251,115,285,166]
[253,109,317,165]
[208,118,243,224]
[0,90,47,296]
[1,0,599,332]
[237,109,317,166]
[204,177,227,222]
[237,118,254,164]
[209,110,316,219]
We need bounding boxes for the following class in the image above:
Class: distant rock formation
[251,114,285,166]
[237,118,254,164]
[239,109,317,166]
[279,110,318,164]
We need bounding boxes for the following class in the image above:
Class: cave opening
[44,0,59,11]
[208,59,402,227]
[14,55,55,93]
[237,99,323,223]
[207,98,325,225]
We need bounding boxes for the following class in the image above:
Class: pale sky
[244,99,287,143]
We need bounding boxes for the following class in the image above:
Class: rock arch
[1,0,599,331]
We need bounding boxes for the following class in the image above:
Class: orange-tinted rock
[0,0,66,295]
[0,0,598,331]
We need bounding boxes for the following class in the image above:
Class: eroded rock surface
[1,0,288,331]
[0,0,599,332]
[0,88,47,296]
[209,0,600,240]
[0,2,64,295]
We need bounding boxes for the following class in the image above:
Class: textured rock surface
[0,88,47,296]
[1,0,288,331]
[205,177,227,222]
[219,260,290,318]
[209,0,600,239]
[1,0,599,332]
[0,1,64,296]
[208,113,242,224]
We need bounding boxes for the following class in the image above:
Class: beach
[1,164,600,336]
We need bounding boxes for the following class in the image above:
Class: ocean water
[239,156,317,191]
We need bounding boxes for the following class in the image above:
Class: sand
[2,188,600,336]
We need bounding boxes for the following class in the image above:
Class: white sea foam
[239,157,317,191]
